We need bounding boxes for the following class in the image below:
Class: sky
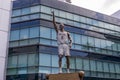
[71,0,120,15]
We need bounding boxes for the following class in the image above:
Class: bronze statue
[52,11,72,73]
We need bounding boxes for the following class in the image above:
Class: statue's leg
[59,55,63,73]
[58,45,64,73]
[66,56,70,73]
[64,44,70,73]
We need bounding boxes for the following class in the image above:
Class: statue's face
[59,23,64,30]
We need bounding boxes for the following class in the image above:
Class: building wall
[7,0,120,80]
[0,0,12,80]
[112,10,120,19]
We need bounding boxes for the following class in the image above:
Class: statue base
[46,71,84,80]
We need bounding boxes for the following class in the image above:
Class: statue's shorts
[58,44,70,56]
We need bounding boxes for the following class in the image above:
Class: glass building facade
[7,0,120,80]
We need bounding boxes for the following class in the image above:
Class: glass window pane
[30,27,39,38]
[80,16,86,23]
[10,30,20,41]
[88,47,95,52]
[115,63,120,73]
[59,18,67,24]
[18,68,27,74]
[88,37,94,46]
[104,73,110,78]
[30,14,39,19]
[95,48,101,53]
[29,38,39,45]
[67,20,74,26]
[59,11,66,18]
[9,41,19,47]
[90,60,96,71]
[41,6,51,14]
[20,40,28,46]
[101,39,106,49]
[7,69,17,75]
[96,61,103,72]
[101,49,107,54]
[11,17,21,23]
[81,35,88,45]
[74,34,81,44]
[12,9,21,17]
[20,28,29,39]
[99,28,105,33]
[39,53,51,66]
[52,55,59,67]
[51,40,57,46]
[109,63,115,73]
[99,21,104,28]
[80,23,87,29]
[83,59,90,70]
[81,45,89,51]
[106,41,112,50]
[74,22,80,27]
[18,54,27,67]
[74,44,82,50]
[70,58,75,69]
[116,74,120,79]
[40,14,52,20]
[73,15,79,21]
[92,20,98,26]
[52,68,58,74]
[28,54,38,66]
[31,6,40,13]
[109,24,115,30]
[7,56,17,68]
[51,29,57,40]
[28,67,38,73]
[104,23,110,29]
[39,67,51,73]
[95,38,101,48]
[40,38,51,45]
[97,72,104,78]
[86,18,92,24]
[118,44,120,51]
[112,42,118,51]
[21,15,29,21]
[76,58,83,70]
[21,8,30,15]
[66,12,73,20]
[103,62,109,72]
[40,27,51,38]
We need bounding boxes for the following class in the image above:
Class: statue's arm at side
[52,11,59,33]
[68,32,72,48]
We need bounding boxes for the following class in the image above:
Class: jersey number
[61,36,64,40]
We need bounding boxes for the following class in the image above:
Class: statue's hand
[69,44,72,48]
[51,11,54,15]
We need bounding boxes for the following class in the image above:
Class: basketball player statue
[52,11,72,73]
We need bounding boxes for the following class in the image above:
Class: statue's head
[59,23,64,31]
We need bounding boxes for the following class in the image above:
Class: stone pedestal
[46,71,84,80]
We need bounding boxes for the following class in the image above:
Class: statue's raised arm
[52,11,59,33]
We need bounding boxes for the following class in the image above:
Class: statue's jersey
[57,30,70,56]
[57,30,69,45]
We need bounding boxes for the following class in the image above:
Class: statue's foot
[59,68,62,73]
[67,69,70,73]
